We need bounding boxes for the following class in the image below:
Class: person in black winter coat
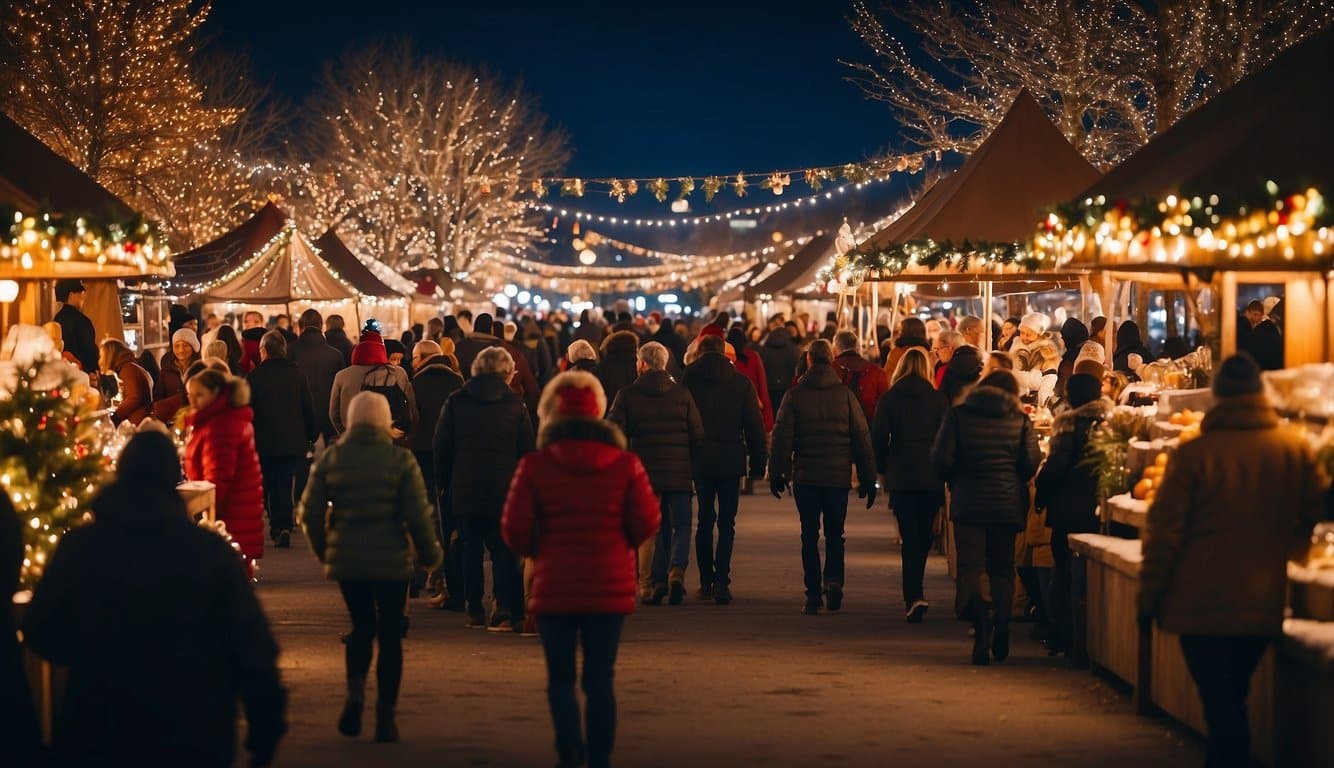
[1035,373,1110,656]
[409,341,465,608]
[1242,299,1284,371]
[608,341,704,605]
[1112,320,1154,374]
[940,345,983,406]
[1,488,40,764]
[290,309,347,444]
[325,314,355,366]
[768,339,877,615]
[759,326,799,421]
[872,347,948,623]
[433,346,536,629]
[52,278,98,373]
[24,431,287,767]
[932,370,1042,665]
[682,335,767,604]
[594,330,640,416]
[246,331,319,546]
[651,312,687,373]
[455,313,504,380]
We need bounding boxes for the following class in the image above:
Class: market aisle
[253,489,1202,766]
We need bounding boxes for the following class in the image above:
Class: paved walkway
[255,488,1202,766]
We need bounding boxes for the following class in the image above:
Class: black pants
[1048,528,1089,652]
[953,523,1018,629]
[792,485,848,599]
[338,580,409,708]
[259,456,301,537]
[538,614,625,768]
[695,474,741,589]
[1179,635,1270,768]
[891,490,943,606]
[461,517,523,621]
[412,452,460,595]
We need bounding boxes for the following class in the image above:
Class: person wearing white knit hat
[1074,341,1106,367]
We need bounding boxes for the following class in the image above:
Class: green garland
[831,237,1048,283]
[1047,184,1329,237]
[2,204,162,251]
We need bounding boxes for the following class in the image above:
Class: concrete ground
[254,488,1202,767]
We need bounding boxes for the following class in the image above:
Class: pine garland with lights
[0,355,107,589]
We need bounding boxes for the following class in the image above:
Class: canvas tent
[744,233,835,302]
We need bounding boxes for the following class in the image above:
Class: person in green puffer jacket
[299,391,443,745]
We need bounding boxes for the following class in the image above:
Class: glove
[770,476,788,498]
[858,483,878,509]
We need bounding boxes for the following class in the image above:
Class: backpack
[361,365,411,432]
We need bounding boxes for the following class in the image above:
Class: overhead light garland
[534,175,899,228]
[518,152,932,204]
[578,230,814,264]
[1,206,170,277]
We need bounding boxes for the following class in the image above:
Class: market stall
[312,228,410,332]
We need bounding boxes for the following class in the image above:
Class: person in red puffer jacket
[185,368,266,576]
[502,370,659,768]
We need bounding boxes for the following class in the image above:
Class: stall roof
[863,90,1100,250]
[172,201,290,285]
[0,112,134,216]
[744,232,834,301]
[313,229,402,299]
[1080,26,1333,203]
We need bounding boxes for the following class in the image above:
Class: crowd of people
[5,284,1317,767]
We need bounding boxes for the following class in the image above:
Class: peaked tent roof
[864,90,1101,250]
[744,232,835,300]
[0,112,133,217]
[313,229,402,300]
[176,202,358,305]
[1079,25,1333,203]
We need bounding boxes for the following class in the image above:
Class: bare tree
[305,42,569,274]
[844,0,1331,168]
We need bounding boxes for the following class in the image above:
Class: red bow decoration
[556,385,600,418]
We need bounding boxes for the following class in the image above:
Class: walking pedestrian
[289,308,347,446]
[1139,354,1325,766]
[931,370,1041,665]
[608,341,703,605]
[882,316,931,379]
[768,338,877,615]
[832,330,888,422]
[25,431,286,766]
[502,371,660,768]
[408,340,465,609]
[328,324,417,440]
[759,324,799,421]
[727,326,772,432]
[872,347,948,622]
[682,334,767,604]
[566,338,599,373]
[184,369,266,578]
[325,314,355,366]
[594,330,640,414]
[299,392,443,743]
[434,346,535,631]
[246,331,318,548]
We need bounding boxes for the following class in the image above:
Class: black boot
[971,599,992,666]
[375,701,399,743]
[338,675,365,737]
[992,622,1011,662]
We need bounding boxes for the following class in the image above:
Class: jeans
[695,474,741,588]
[1179,635,1270,768]
[651,492,693,585]
[792,484,849,599]
[538,614,625,768]
[891,490,943,606]
[338,580,408,708]
[461,517,523,621]
[259,456,301,537]
[953,523,1019,630]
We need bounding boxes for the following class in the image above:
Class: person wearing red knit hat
[329,319,416,439]
[502,371,660,768]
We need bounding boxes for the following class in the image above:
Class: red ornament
[124,242,138,253]
[1278,211,1290,226]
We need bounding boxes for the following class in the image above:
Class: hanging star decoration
[649,178,670,203]
[702,176,723,202]
[677,176,696,201]
[733,172,748,198]
[609,179,627,203]
[625,179,639,197]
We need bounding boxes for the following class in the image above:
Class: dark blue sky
[204,0,898,181]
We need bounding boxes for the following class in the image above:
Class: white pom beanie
[1074,341,1106,365]
[172,328,201,353]
[1019,313,1049,335]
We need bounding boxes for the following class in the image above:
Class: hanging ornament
[479,177,492,195]
[894,156,908,172]
[767,173,791,196]
[625,179,639,197]
[702,176,722,202]
[804,169,824,191]
[572,221,581,235]
[531,179,549,198]
[677,176,696,200]
[649,178,670,203]
[609,179,627,203]
[733,173,748,198]
[842,164,869,183]
[561,178,585,197]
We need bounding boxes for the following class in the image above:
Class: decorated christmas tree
[0,325,107,589]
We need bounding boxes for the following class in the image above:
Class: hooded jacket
[682,352,767,479]
[23,480,285,767]
[1035,396,1111,532]
[245,356,318,459]
[1139,394,1325,635]
[768,363,876,489]
[110,348,154,426]
[758,328,799,400]
[185,379,266,559]
[433,373,535,521]
[931,384,1041,529]
[290,328,346,440]
[593,331,640,414]
[299,424,443,581]
[872,373,948,492]
[410,355,464,454]
[834,350,889,421]
[502,418,660,616]
[607,369,704,493]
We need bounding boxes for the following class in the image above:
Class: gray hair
[259,330,286,360]
[472,346,515,379]
[833,330,859,353]
[638,341,669,371]
[937,329,964,350]
[956,315,982,337]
